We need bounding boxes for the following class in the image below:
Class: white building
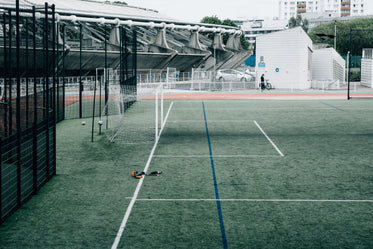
[361,48,373,88]
[240,19,288,50]
[312,47,345,89]
[279,0,365,20]
[255,27,313,89]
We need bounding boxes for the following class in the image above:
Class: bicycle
[265,80,272,90]
[259,80,272,90]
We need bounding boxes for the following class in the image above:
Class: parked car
[245,68,256,77]
[216,69,254,82]
[245,67,256,73]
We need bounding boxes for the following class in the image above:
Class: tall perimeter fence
[0,3,59,225]
[0,1,138,224]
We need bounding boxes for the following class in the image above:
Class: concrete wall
[255,27,313,89]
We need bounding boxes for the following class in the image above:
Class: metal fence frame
[0,2,57,225]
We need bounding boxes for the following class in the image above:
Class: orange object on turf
[131,171,143,179]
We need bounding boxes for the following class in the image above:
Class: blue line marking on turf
[218,183,249,186]
[320,101,345,111]
[202,102,228,249]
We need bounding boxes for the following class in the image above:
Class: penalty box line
[111,102,174,249]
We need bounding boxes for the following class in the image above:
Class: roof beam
[56,14,241,34]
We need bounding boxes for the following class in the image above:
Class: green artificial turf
[1,99,373,248]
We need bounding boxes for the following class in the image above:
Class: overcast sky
[124,0,373,23]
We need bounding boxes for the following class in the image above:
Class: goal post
[94,68,109,123]
[155,83,164,141]
[102,81,165,144]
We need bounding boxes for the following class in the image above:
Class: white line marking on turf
[125,198,373,203]
[153,155,279,158]
[169,120,254,123]
[111,102,174,249]
[254,120,284,157]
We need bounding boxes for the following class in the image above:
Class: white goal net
[102,82,164,144]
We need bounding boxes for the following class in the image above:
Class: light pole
[334,20,337,50]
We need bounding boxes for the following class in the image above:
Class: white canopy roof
[0,0,240,33]
[1,0,178,23]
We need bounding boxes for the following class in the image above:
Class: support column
[108,26,120,50]
[225,34,242,51]
[212,33,225,51]
[155,27,170,49]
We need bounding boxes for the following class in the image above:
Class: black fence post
[44,2,50,180]
[120,26,124,87]
[52,4,56,176]
[62,24,66,120]
[132,28,137,93]
[79,24,82,119]
[122,27,129,109]
[25,18,29,128]
[32,5,38,195]
[16,0,22,208]
[105,24,108,129]
[347,29,352,100]
[8,10,12,136]
[0,138,2,225]
[2,13,8,137]
[55,9,59,122]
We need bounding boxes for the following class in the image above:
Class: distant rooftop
[241,19,288,31]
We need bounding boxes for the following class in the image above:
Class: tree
[240,34,250,50]
[302,19,309,33]
[309,17,373,56]
[201,16,222,25]
[221,19,236,27]
[201,16,250,50]
[288,16,309,32]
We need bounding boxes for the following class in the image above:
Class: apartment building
[279,0,365,20]
[239,19,288,49]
